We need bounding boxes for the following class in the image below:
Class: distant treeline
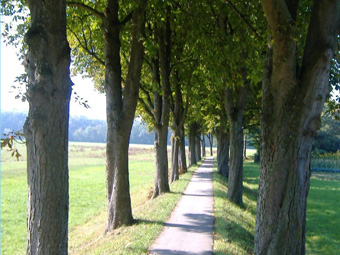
[2,111,339,152]
[1,111,170,145]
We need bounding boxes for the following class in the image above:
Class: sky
[1,42,107,121]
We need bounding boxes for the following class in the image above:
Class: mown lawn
[1,142,201,255]
[213,160,340,255]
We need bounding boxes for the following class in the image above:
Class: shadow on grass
[213,164,257,254]
[135,218,164,226]
[216,215,254,254]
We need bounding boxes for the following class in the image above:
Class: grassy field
[1,142,201,255]
[2,143,339,254]
[213,160,340,255]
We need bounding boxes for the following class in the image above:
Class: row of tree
[2,0,339,254]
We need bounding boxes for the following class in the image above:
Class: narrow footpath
[149,157,214,255]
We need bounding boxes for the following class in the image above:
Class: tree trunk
[207,133,213,156]
[105,125,134,231]
[178,126,187,173]
[105,0,146,231]
[217,127,230,178]
[151,8,172,198]
[225,82,249,206]
[188,123,197,166]
[24,0,71,254]
[243,134,247,159]
[255,1,340,253]
[201,135,206,158]
[227,117,244,205]
[170,66,188,178]
[152,126,170,198]
[195,131,202,162]
[170,129,180,183]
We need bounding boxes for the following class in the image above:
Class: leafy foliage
[312,108,340,153]
[1,129,25,160]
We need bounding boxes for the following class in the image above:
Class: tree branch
[179,94,189,128]
[225,0,262,40]
[121,10,133,26]
[68,27,105,66]
[140,82,154,110]
[67,1,105,20]
[138,97,156,122]
[243,123,260,129]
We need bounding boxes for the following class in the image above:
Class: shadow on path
[149,157,214,255]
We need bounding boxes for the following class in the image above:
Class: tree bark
[152,125,170,197]
[105,0,146,231]
[195,131,202,162]
[227,113,245,205]
[255,1,340,254]
[201,135,206,157]
[188,122,198,166]
[217,126,230,178]
[170,69,188,179]
[178,126,187,173]
[207,133,214,156]
[225,81,249,206]
[24,0,71,254]
[151,8,172,198]
[170,130,180,182]
[243,134,247,159]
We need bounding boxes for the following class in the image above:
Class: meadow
[213,160,340,255]
[1,143,339,254]
[1,142,200,254]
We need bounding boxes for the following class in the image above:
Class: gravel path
[149,157,214,255]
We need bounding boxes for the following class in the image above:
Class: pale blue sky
[1,42,107,120]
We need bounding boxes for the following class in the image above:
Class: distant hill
[1,111,162,144]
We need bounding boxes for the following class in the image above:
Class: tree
[206,132,214,156]
[138,2,173,198]
[103,0,146,231]
[67,0,147,231]
[188,121,201,166]
[224,77,249,205]
[255,1,340,254]
[23,0,72,253]
[217,109,230,178]
[170,68,189,181]
[193,0,264,205]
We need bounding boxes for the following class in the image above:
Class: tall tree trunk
[217,127,230,178]
[201,135,206,157]
[178,126,187,173]
[105,0,146,231]
[195,131,202,162]
[170,129,180,183]
[188,123,197,166]
[152,125,170,198]
[151,7,172,198]
[24,0,71,253]
[243,134,247,159]
[227,115,245,205]
[225,82,249,206]
[170,68,188,179]
[255,1,340,253]
[207,133,213,156]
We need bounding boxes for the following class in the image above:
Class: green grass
[1,142,200,255]
[213,161,257,255]
[306,173,340,254]
[213,160,340,255]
